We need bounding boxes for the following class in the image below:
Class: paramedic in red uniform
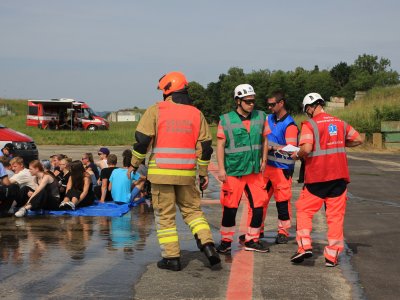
[290,92,363,267]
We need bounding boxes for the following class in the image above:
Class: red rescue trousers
[295,186,347,263]
[220,173,268,242]
[246,165,293,236]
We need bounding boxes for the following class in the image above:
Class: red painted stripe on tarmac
[207,161,254,299]
[226,198,253,300]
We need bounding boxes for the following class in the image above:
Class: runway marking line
[226,197,254,300]
[208,161,254,300]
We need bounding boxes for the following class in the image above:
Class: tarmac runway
[0,146,398,299]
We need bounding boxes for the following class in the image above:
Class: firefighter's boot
[157,257,182,271]
[202,243,221,266]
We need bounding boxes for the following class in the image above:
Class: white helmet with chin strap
[234,84,256,99]
[302,92,324,112]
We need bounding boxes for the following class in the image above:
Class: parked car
[0,124,39,165]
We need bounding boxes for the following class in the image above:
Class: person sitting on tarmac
[1,157,14,177]
[94,154,118,202]
[59,160,95,210]
[109,150,140,204]
[96,147,110,170]
[57,157,72,200]
[14,160,61,217]
[81,152,100,181]
[50,154,67,177]
[9,157,37,190]
[0,161,14,214]
[0,143,15,158]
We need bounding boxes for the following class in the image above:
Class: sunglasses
[267,102,278,108]
[242,100,255,105]
[81,157,88,160]
[98,152,104,156]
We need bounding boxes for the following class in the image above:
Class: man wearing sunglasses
[216,84,270,253]
[290,92,363,267]
[260,91,299,245]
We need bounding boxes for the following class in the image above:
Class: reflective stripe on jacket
[303,113,350,183]
[149,101,200,176]
[267,114,297,170]
[220,110,265,176]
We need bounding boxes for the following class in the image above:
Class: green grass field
[1,85,399,145]
[0,98,218,145]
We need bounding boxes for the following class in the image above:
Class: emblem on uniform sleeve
[328,124,338,136]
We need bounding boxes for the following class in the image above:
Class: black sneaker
[216,241,232,254]
[238,234,245,243]
[244,240,270,253]
[157,257,181,271]
[290,249,313,263]
[275,233,289,244]
[239,232,264,243]
[202,243,221,266]
[325,258,337,267]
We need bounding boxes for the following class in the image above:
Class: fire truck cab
[26,98,109,131]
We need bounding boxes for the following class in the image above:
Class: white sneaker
[15,207,27,218]
[65,201,75,210]
[8,200,17,214]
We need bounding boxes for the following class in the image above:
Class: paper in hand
[280,144,300,153]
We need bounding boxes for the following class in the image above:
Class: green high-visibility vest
[220,110,266,176]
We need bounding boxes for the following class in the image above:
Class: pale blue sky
[1,0,399,111]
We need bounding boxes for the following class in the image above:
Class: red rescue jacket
[303,113,350,183]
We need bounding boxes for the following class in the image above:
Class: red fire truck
[26,98,109,131]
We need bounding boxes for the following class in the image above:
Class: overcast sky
[1,0,399,111]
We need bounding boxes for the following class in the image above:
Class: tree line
[188,54,399,124]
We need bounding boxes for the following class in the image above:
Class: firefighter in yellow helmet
[130,71,221,271]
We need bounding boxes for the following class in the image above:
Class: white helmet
[302,92,324,112]
[234,84,256,99]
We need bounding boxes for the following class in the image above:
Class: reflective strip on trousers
[132,149,146,159]
[324,247,339,260]
[245,226,261,241]
[327,239,344,248]
[297,228,312,248]
[278,219,291,233]
[324,240,344,260]
[197,159,210,166]
[221,225,235,241]
[188,217,210,235]
[157,227,179,245]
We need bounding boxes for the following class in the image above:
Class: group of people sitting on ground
[0,147,151,218]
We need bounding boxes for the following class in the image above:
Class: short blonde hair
[10,157,24,166]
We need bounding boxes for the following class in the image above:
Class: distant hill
[95,111,111,117]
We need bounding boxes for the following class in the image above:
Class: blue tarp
[27,201,131,217]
